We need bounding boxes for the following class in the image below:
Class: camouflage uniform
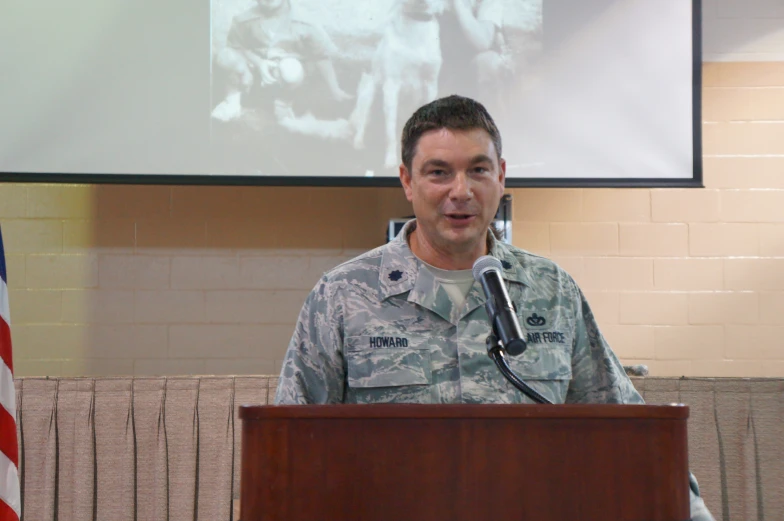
[275,219,713,520]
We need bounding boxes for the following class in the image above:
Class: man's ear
[499,158,507,187]
[399,164,414,202]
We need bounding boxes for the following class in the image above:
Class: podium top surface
[238,403,688,421]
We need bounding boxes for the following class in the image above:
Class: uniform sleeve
[565,282,643,405]
[565,280,716,521]
[274,277,346,404]
[689,475,715,521]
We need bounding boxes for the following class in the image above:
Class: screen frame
[0,0,702,189]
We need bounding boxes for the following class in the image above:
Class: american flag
[0,226,20,521]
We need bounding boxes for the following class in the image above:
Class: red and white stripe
[0,272,19,521]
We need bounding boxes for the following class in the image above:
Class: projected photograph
[209,0,544,177]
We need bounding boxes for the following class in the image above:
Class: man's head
[401,95,502,173]
[399,95,506,268]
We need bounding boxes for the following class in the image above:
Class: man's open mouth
[445,214,476,222]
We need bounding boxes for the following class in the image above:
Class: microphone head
[472,255,504,281]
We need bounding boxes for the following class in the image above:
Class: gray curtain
[634,378,784,521]
[13,376,784,521]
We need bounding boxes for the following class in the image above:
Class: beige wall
[5,61,784,378]
[3,186,413,376]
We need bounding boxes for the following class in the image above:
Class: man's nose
[449,172,473,200]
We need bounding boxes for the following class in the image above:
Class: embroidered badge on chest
[525,331,566,345]
[523,313,567,345]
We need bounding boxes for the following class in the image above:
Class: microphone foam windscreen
[472,256,503,281]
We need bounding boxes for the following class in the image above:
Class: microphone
[472,256,527,356]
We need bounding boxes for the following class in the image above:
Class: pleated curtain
[13,376,784,521]
[13,376,275,521]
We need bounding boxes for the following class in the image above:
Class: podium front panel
[239,404,690,521]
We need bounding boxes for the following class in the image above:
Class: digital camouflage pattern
[274,219,713,520]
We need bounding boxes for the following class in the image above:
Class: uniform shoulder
[503,243,578,283]
[317,245,386,286]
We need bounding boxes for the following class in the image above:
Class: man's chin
[439,224,484,247]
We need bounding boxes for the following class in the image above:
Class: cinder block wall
[3,186,412,376]
[4,2,784,377]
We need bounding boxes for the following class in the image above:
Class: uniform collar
[378,220,420,300]
[487,226,532,287]
[378,219,532,323]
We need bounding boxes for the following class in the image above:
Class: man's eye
[430,169,447,176]
[473,166,490,174]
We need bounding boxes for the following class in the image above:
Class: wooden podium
[238,404,690,521]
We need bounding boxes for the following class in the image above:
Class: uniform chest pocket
[347,347,432,388]
[344,339,438,403]
[505,343,573,403]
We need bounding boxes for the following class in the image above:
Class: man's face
[400,127,506,257]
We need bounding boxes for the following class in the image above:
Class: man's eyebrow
[419,155,494,171]
[420,158,450,170]
[469,154,494,164]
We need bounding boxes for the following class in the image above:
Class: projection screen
[0,0,701,187]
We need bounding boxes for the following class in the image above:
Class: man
[274,95,714,521]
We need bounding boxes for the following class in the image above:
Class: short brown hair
[400,95,502,171]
